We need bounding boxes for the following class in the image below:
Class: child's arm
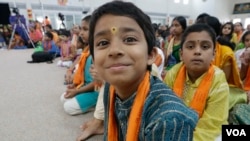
[240,48,250,80]
[193,73,229,141]
[63,44,76,61]
[64,82,95,98]
[65,56,81,84]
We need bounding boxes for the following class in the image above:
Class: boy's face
[72,25,80,34]
[45,26,50,32]
[59,35,68,41]
[80,20,89,44]
[44,35,50,41]
[180,31,215,74]
[93,15,155,87]
[244,34,250,48]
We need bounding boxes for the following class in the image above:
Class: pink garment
[29,29,43,42]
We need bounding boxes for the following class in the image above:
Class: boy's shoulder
[144,76,198,122]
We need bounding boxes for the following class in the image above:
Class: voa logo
[226,129,246,136]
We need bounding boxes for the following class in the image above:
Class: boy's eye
[97,40,109,47]
[185,43,194,49]
[201,44,210,49]
[124,37,137,43]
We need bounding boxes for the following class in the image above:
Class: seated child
[64,15,91,85]
[28,23,43,48]
[197,16,247,110]
[239,31,250,102]
[88,1,198,141]
[60,15,98,116]
[64,36,88,84]
[164,23,229,141]
[27,32,59,63]
[57,29,76,67]
[8,32,27,49]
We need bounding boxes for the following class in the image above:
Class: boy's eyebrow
[94,30,109,38]
[120,27,140,34]
[94,27,141,38]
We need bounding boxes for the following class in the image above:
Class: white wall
[0,0,249,28]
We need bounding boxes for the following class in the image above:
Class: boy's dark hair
[196,16,236,50]
[195,13,210,23]
[58,29,71,37]
[172,16,187,32]
[196,16,221,36]
[82,15,91,23]
[45,31,53,40]
[180,23,216,49]
[45,24,52,30]
[88,1,155,59]
[241,31,250,43]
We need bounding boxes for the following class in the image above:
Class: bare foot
[76,118,104,141]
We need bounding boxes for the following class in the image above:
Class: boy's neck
[115,86,137,101]
[114,75,144,101]
[187,71,204,83]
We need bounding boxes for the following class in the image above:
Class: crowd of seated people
[4,2,250,141]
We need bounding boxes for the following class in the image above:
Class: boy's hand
[240,48,250,65]
[67,83,76,89]
[64,88,77,99]
[65,71,74,84]
[90,64,103,82]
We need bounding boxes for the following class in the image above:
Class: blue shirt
[104,76,198,141]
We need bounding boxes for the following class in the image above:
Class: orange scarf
[73,47,90,89]
[173,64,214,117]
[108,71,150,141]
[244,66,250,91]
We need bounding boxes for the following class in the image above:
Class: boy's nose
[194,47,201,55]
[108,40,124,57]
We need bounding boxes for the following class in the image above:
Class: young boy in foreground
[88,1,198,140]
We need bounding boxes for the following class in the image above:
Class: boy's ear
[147,47,157,65]
[212,49,216,61]
[180,49,183,61]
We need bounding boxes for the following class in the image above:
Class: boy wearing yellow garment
[197,16,247,110]
[88,1,198,141]
[164,24,229,141]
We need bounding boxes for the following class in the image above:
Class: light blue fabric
[75,55,98,112]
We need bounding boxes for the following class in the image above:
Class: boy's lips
[106,63,131,71]
[107,63,129,68]
[191,59,203,62]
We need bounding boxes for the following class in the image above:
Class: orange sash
[173,64,214,117]
[108,71,150,141]
[244,66,250,91]
[73,47,90,89]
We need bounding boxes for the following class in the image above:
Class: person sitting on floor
[8,31,27,49]
[64,16,91,85]
[56,29,76,68]
[27,31,59,63]
[164,23,229,141]
[60,15,99,116]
